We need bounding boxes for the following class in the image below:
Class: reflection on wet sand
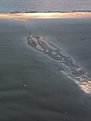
[26,34,91,94]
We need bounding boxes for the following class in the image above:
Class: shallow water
[0,18,91,121]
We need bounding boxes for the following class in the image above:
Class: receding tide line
[0,12,91,21]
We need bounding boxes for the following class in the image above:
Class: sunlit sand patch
[62,70,91,94]
[0,12,91,21]
[75,80,91,94]
[62,71,91,94]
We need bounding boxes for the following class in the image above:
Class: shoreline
[0,12,91,21]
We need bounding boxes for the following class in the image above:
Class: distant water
[0,0,91,12]
[0,18,91,120]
